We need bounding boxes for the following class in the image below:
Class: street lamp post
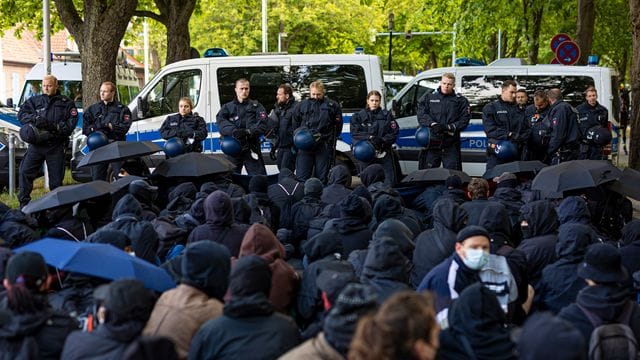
[388,12,394,71]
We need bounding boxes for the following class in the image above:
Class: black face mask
[521,225,531,239]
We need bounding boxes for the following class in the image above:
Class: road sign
[550,57,560,64]
[555,40,580,65]
[550,33,572,52]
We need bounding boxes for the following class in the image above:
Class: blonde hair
[310,80,325,93]
[43,75,58,84]
[467,178,489,199]
[179,96,193,108]
[442,72,455,81]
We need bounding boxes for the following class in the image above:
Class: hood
[199,181,219,195]
[360,164,385,187]
[352,184,373,206]
[479,204,513,249]
[204,190,234,226]
[239,223,285,263]
[339,193,367,218]
[556,223,596,260]
[361,238,409,283]
[228,255,271,298]
[278,168,295,182]
[432,198,468,233]
[557,196,591,225]
[112,194,142,220]
[231,197,251,225]
[520,200,558,237]
[372,194,403,222]
[492,187,522,203]
[86,228,129,250]
[0,304,50,338]
[181,241,231,300]
[621,219,640,246]
[576,284,631,322]
[189,198,206,224]
[328,165,352,186]
[372,218,415,257]
[302,230,343,263]
[168,182,197,202]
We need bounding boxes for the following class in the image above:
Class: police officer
[525,90,552,163]
[292,80,343,183]
[83,81,132,181]
[216,78,268,175]
[515,89,529,114]
[417,72,470,170]
[482,80,529,170]
[267,84,297,171]
[351,90,400,185]
[576,86,609,160]
[160,97,207,153]
[547,88,581,165]
[18,75,78,208]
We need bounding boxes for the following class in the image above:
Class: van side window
[462,75,514,118]
[289,65,367,112]
[146,70,202,118]
[217,66,285,113]
[514,75,595,108]
[396,78,437,118]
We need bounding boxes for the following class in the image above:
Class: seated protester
[461,177,503,226]
[0,252,78,359]
[281,283,378,360]
[174,198,206,234]
[122,336,178,360]
[236,224,299,314]
[307,202,341,241]
[558,243,640,353]
[189,256,300,360]
[349,218,415,278]
[360,239,411,304]
[61,279,155,360]
[266,168,303,228]
[557,195,609,244]
[323,193,373,258]
[243,175,280,231]
[160,182,197,217]
[516,312,586,360]
[360,164,401,205]
[213,173,246,198]
[231,197,252,225]
[516,200,559,290]
[289,178,327,252]
[297,231,354,328]
[348,292,439,360]
[188,190,249,258]
[370,194,421,237]
[438,174,467,205]
[351,184,372,207]
[321,164,352,205]
[100,194,160,264]
[128,180,161,221]
[438,283,517,360]
[489,172,524,245]
[620,220,640,281]
[42,204,94,241]
[86,228,129,250]
[535,223,597,314]
[412,198,468,288]
[418,226,489,323]
[144,241,231,359]
[0,204,38,249]
[198,181,219,198]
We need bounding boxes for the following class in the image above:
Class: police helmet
[87,131,109,151]
[164,138,186,158]
[353,140,376,163]
[415,126,431,147]
[19,124,41,145]
[494,140,518,161]
[293,128,319,151]
[586,126,612,146]
[220,136,242,156]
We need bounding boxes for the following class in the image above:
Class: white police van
[124,54,385,174]
[391,59,621,176]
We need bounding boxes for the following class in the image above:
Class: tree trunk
[524,0,544,64]
[576,0,596,65]
[164,0,197,64]
[629,0,640,169]
[54,0,138,106]
[618,49,629,84]
[429,51,438,69]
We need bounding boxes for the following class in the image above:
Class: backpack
[276,182,300,229]
[243,194,273,229]
[579,301,640,360]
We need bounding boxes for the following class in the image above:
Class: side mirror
[392,99,400,115]
[5,98,12,108]
[137,97,147,119]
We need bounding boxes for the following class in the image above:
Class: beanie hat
[456,225,491,243]
[304,178,324,196]
[6,251,47,287]
[339,193,365,218]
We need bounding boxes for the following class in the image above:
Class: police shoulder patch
[390,121,397,129]
[70,108,78,116]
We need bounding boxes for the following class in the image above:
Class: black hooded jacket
[370,194,421,237]
[557,196,608,243]
[324,193,372,258]
[490,186,524,244]
[621,220,640,278]
[61,318,146,360]
[321,165,352,205]
[160,182,197,217]
[412,199,467,287]
[360,239,410,303]
[44,206,93,241]
[0,208,38,248]
[289,193,326,246]
[267,169,304,211]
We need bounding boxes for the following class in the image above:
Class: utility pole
[388,12,394,71]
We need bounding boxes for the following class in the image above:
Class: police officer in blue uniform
[525,90,552,163]
[482,80,530,170]
[18,75,78,208]
[267,84,297,171]
[216,78,268,175]
[83,81,132,180]
[292,80,343,183]
[547,88,581,165]
[160,97,207,153]
[576,86,609,160]
[350,90,399,185]
[417,72,470,170]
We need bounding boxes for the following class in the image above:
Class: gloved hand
[430,122,445,134]
[369,136,384,149]
[35,116,48,128]
[232,128,248,139]
[446,123,456,132]
[270,147,277,160]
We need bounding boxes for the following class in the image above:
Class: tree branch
[53,0,83,37]
[133,9,166,24]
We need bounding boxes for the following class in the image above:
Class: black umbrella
[22,180,113,214]
[151,152,235,178]
[531,160,621,194]
[110,175,146,194]
[482,160,547,179]
[609,167,640,200]
[76,141,162,168]
[401,168,471,184]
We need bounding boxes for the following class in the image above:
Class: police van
[116,54,384,176]
[391,59,621,176]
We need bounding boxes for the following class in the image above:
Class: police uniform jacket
[350,107,398,149]
[417,87,470,145]
[576,102,608,136]
[83,100,132,141]
[269,98,297,148]
[547,100,580,155]
[292,97,343,142]
[160,112,208,152]
[18,93,78,145]
[482,97,530,144]
[216,99,268,149]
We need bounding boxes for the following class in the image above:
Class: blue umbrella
[15,238,175,292]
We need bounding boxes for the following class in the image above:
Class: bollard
[8,133,15,197]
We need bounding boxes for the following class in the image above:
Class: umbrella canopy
[77,141,162,168]
[482,160,547,179]
[22,180,112,214]
[609,167,640,200]
[402,168,471,184]
[110,175,146,194]
[15,238,175,292]
[531,160,621,194]
[151,152,235,178]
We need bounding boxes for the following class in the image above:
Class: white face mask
[463,248,489,270]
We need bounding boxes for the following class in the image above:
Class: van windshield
[19,80,83,108]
